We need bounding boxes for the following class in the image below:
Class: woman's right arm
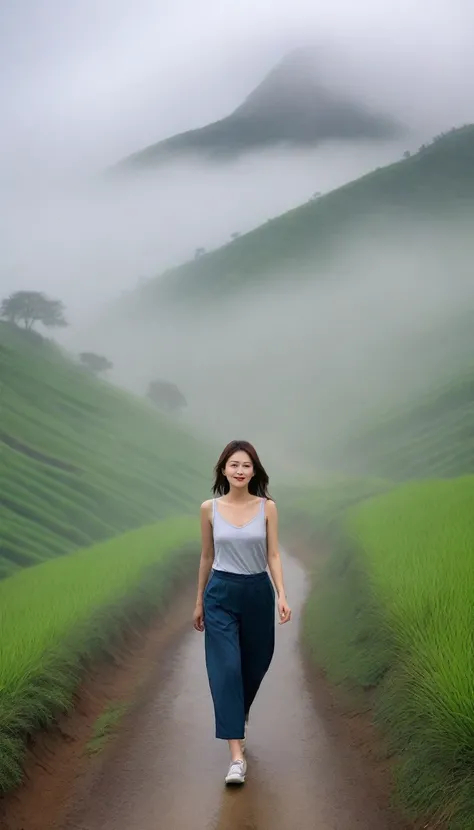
[193,501,214,631]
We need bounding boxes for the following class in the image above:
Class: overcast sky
[1,0,474,317]
[1,0,473,173]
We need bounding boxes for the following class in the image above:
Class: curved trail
[63,553,405,830]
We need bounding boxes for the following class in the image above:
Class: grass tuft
[87,702,130,756]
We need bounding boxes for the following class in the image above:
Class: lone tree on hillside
[147,379,187,415]
[0,291,67,331]
[79,352,113,375]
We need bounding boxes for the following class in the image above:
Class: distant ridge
[119,124,474,308]
[113,47,403,172]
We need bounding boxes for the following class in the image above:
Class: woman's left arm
[266,500,292,624]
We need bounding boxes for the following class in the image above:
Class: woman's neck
[225,486,251,503]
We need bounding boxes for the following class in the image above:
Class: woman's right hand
[193,602,204,632]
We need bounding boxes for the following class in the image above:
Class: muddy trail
[56,553,406,830]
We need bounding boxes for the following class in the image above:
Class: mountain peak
[234,47,325,117]
[114,48,404,172]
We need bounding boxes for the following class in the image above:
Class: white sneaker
[225,758,247,785]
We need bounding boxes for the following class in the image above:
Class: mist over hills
[81,124,474,472]
[113,48,403,173]
[119,124,474,312]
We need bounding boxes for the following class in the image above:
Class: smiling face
[223,450,254,491]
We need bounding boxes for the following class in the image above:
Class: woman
[193,439,291,785]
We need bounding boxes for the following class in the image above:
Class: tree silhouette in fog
[79,352,113,375]
[147,380,187,414]
[0,291,67,331]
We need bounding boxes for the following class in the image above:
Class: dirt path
[60,552,407,830]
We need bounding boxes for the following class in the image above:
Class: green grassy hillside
[0,323,210,578]
[127,124,474,310]
[339,361,474,480]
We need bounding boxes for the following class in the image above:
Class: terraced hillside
[0,323,210,578]
[125,124,474,312]
[339,361,474,480]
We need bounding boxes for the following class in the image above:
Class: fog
[75,213,474,474]
[3,138,410,313]
[2,0,474,475]
[2,0,473,308]
[1,0,472,173]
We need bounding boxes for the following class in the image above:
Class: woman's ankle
[228,738,244,762]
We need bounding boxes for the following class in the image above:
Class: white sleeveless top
[212,497,268,575]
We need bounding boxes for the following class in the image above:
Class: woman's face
[223,450,254,489]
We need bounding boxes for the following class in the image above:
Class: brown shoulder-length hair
[212,440,272,499]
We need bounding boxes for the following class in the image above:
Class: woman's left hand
[277,596,292,624]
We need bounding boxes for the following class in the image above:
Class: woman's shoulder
[200,499,214,518]
[264,498,277,516]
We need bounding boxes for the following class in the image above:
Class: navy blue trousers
[203,569,275,740]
